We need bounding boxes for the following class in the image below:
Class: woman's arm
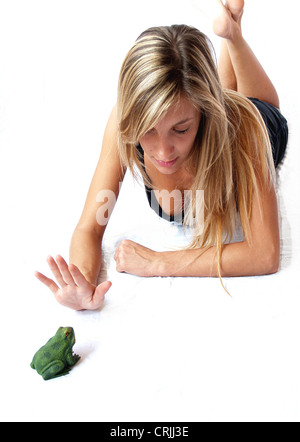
[69,104,125,284]
[114,175,280,278]
[35,105,125,309]
[160,177,279,277]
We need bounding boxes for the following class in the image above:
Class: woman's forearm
[69,228,103,285]
[155,240,279,278]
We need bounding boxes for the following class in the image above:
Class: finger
[68,264,90,288]
[90,281,112,309]
[34,271,59,295]
[55,255,77,287]
[46,255,67,287]
[99,280,112,295]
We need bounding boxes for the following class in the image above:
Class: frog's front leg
[66,352,80,367]
[41,360,66,380]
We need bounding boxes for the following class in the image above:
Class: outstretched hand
[35,255,112,311]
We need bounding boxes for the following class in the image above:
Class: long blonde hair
[117,25,275,281]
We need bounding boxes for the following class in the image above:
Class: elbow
[259,244,280,275]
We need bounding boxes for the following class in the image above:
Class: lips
[155,157,178,168]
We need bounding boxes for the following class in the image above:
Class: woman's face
[139,96,201,176]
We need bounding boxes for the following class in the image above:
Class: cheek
[139,136,152,153]
[178,137,195,156]
[186,129,200,151]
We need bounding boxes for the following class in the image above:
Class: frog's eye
[65,332,70,337]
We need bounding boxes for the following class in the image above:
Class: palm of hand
[35,255,111,311]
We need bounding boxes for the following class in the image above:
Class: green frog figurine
[30,327,80,380]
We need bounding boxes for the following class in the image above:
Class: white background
[0,0,299,422]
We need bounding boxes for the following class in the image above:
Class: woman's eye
[174,128,189,134]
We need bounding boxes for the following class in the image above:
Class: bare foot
[225,0,244,23]
[212,0,242,40]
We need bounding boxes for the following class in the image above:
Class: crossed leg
[213,0,280,109]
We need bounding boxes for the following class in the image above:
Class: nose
[155,135,174,159]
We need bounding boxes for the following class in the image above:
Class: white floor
[0,0,299,422]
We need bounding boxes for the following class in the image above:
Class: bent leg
[213,0,280,109]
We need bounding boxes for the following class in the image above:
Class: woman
[35,0,288,310]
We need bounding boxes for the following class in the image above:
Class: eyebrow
[174,117,194,126]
